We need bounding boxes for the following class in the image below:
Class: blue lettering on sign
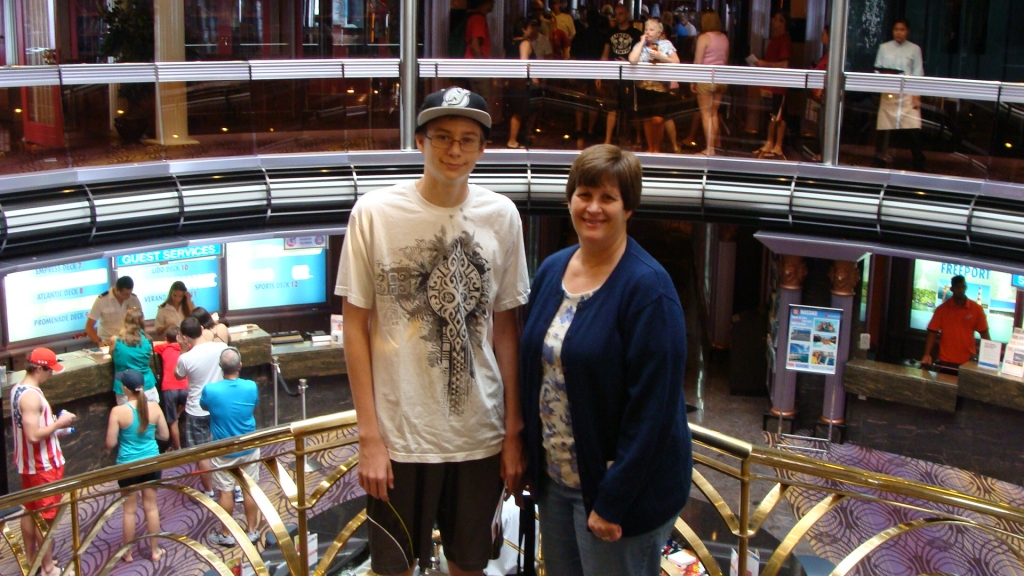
[1013,275,1024,289]
[117,244,222,267]
[939,263,990,280]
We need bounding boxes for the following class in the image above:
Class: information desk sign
[113,244,223,319]
[785,305,843,375]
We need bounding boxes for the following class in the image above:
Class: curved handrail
[0,410,357,511]
[0,413,1021,576]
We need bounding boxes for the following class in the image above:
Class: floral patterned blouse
[540,286,597,489]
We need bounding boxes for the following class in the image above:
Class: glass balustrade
[0,51,1021,181]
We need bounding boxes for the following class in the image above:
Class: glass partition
[838,89,1014,181]
[62,0,400,65]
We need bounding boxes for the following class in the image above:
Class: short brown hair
[701,11,722,32]
[565,144,643,211]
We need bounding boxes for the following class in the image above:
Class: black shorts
[599,79,621,109]
[636,87,671,119]
[367,453,504,574]
[770,92,786,119]
[161,389,188,424]
[118,470,161,489]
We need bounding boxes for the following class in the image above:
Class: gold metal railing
[2,415,1023,576]
[0,410,361,576]
[680,424,1024,576]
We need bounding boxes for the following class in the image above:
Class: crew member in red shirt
[921,275,991,368]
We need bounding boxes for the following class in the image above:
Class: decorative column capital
[779,255,808,290]
[829,261,861,296]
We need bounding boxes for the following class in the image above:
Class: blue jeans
[538,476,675,576]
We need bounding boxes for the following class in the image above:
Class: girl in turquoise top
[105,369,169,564]
[110,308,158,405]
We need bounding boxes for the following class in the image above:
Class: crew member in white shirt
[86,276,143,347]
[873,18,926,171]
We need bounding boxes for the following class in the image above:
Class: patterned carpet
[0,428,363,576]
[767,434,1024,576]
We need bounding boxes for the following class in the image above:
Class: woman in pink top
[691,11,730,156]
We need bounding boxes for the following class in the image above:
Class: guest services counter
[0,325,347,418]
[844,359,1024,414]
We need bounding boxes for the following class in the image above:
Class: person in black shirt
[598,4,641,145]
[572,8,610,148]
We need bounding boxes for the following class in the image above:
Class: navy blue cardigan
[520,237,692,536]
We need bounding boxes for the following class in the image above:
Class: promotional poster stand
[772,305,845,454]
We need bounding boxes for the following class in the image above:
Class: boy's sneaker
[246,530,260,544]
[234,486,244,503]
[205,490,216,499]
[209,531,235,547]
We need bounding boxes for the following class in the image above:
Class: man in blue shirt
[200,347,261,547]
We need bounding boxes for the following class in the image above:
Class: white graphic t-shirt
[336,182,530,463]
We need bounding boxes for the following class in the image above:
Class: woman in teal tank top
[110,308,159,405]
[105,369,169,564]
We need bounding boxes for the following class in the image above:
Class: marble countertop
[845,359,958,413]
[957,362,1024,412]
[1,327,290,416]
[846,359,959,387]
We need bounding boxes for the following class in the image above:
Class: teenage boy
[336,87,529,576]
[11,348,76,576]
[599,4,642,145]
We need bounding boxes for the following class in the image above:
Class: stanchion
[290,378,322,473]
[272,356,280,427]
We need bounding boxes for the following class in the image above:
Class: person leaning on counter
[85,276,143,348]
[921,275,990,369]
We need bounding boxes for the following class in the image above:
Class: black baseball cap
[115,369,145,392]
[417,87,492,138]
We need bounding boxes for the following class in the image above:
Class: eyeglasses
[425,134,483,152]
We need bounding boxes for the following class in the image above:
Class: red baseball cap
[28,348,64,373]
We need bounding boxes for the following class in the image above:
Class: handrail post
[399,0,418,150]
[272,356,280,427]
[822,0,850,165]
[738,459,751,575]
[70,489,82,576]
[296,431,309,576]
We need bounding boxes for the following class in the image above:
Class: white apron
[877,92,921,130]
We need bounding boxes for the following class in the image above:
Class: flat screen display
[910,260,1017,343]
[225,238,327,311]
[4,258,111,343]
[114,244,223,319]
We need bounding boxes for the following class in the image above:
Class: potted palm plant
[99,0,155,142]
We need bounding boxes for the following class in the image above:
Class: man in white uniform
[85,276,142,347]
[337,87,529,576]
[873,18,926,171]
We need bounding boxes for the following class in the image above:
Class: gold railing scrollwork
[683,424,1024,576]
[1,414,1022,575]
[0,410,361,576]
